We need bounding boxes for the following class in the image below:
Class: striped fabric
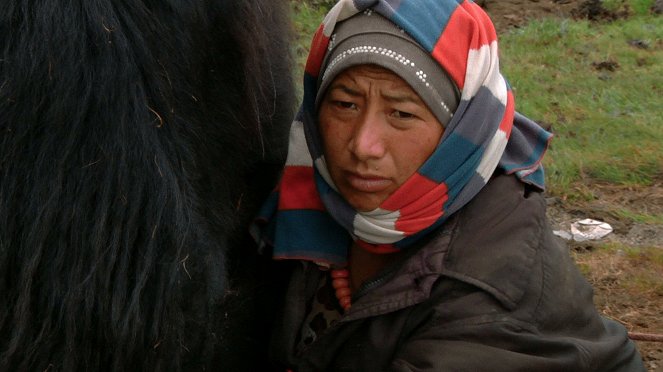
[255,0,552,268]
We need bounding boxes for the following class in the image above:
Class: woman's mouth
[345,172,391,193]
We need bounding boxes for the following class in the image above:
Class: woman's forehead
[329,65,416,91]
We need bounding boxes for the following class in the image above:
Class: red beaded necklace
[330,268,352,311]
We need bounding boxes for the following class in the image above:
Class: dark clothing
[270,174,644,371]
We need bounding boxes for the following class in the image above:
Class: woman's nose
[349,112,386,161]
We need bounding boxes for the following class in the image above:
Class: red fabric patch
[499,90,515,138]
[381,173,445,211]
[356,240,399,254]
[380,173,448,235]
[304,25,329,78]
[460,1,497,46]
[432,0,498,90]
[278,166,325,211]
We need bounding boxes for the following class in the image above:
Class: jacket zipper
[349,227,451,309]
[351,263,400,301]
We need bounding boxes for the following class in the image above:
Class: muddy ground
[478,1,663,369]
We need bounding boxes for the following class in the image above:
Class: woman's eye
[392,110,415,119]
[333,100,357,110]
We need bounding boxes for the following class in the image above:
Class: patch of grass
[290,2,331,99]
[614,209,663,224]
[500,13,663,198]
[609,242,663,293]
[573,242,663,310]
[604,0,653,15]
[291,2,328,66]
[597,241,663,262]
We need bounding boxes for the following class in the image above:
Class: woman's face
[318,65,444,212]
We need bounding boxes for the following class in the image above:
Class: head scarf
[254,0,552,268]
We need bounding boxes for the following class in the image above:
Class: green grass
[614,209,663,225]
[586,242,663,294]
[603,0,653,15]
[500,13,663,197]
[291,1,328,66]
[290,2,330,99]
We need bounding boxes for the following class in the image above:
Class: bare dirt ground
[479,0,580,32]
[478,1,663,369]
[479,0,633,33]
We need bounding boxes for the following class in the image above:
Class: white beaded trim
[322,44,452,116]
[328,34,336,52]
[323,45,415,82]
[441,101,452,116]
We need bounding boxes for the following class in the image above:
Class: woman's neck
[348,242,402,291]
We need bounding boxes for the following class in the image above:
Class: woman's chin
[342,191,386,212]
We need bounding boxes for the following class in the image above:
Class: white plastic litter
[553,230,573,240]
[570,219,613,242]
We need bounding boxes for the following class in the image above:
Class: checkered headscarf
[254,0,552,268]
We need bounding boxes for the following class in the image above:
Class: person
[253,0,645,370]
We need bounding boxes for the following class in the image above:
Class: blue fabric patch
[498,110,549,188]
[518,166,546,190]
[444,149,483,201]
[445,171,484,216]
[451,87,505,141]
[256,191,279,221]
[419,132,480,183]
[520,126,552,168]
[274,210,350,263]
[387,0,460,51]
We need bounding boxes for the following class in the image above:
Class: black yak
[0,0,294,370]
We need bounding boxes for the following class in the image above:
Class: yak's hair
[0,0,294,370]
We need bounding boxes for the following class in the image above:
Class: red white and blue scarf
[255,0,552,268]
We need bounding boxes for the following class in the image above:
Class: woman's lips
[345,172,391,193]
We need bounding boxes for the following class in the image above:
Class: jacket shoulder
[441,173,547,309]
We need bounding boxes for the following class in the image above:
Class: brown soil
[478,0,630,33]
[479,2,663,370]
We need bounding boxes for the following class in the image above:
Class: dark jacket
[269,174,644,371]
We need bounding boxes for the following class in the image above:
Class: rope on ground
[628,332,663,342]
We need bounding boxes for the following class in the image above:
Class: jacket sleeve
[388,314,645,372]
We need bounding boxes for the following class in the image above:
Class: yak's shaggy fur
[0,0,294,370]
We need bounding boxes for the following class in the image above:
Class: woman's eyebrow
[381,91,421,104]
[328,84,362,97]
[327,83,421,104]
